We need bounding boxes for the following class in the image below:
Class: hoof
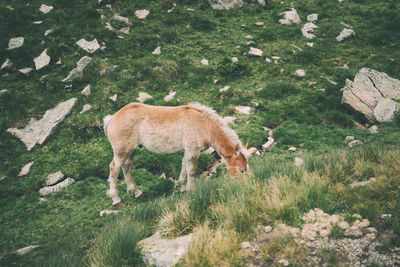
[134,189,143,198]
[112,196,122,206]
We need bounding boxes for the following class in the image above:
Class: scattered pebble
[137,92,152,103]
[219,86,230,92]
[19,68,33,75]
[245,35,253,39]
[34,49,51,70]
[81,84,91,97]
[109,94,117,102]
[307,42,314,47]
[135,9,150,19]
[8,37,24,50]
[76,39,100,54]
[350,177,376,188]
[232,57,238,63]
[80,104,92,114]
[368,125,378,134]
[255,22,264,26]
[164,91,176,102]
[307,14,318,22]
[345,136,354,141]
[295,69,306,77]
[302,22,318,39]
[201,59,209,65]
[262,137,275,152]
[18,161,34,177]
[348,140,363,148]
[234,106,252,115]
[15,245,39,256]
[100,210,121,217]
[248,47,263,57]
[223,116,236,125]
[39,4,53,14]
[279,8,301,25]
[152,46,161,55]
[288,146,297,152]
[336,28,355,42]
[113,14,132,25]
[1,59,12,70]
[33,21,43,24]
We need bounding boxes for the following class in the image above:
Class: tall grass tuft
[87,218,150,267]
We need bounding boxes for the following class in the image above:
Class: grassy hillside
[0,0,399,266]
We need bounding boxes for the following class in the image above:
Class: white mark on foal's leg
[107,157,123,205]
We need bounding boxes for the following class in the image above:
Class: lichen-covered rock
[138,231,192,267]
[39,178,75,196]
[279,8,301,25]
[7,98,77,150]
[336,28,355,42]
[373,98,400,123]
[341,68,400,122]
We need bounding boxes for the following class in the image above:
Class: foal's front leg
[178,159,187,192]
[183,151,199,192]
[107,157,123,206]
[122,155,143,198]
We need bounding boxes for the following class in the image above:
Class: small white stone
[19,68,33,75]
[235,106,252,115]
[307,14,318,22]
[348,140,363,148]
[8,37,24,50]
[288,146,296,152]
[265,57,272,63]
[15,245,39,255]
[39,178,75,196]
[1,59,12,70]
[240,241,251,249]
[18,161,34,177]
[214,79,218,84]
[302,22,318,39]
[345,136,354,141]
[295,69,306,77]
[34,49,51,70]
[137,92,152,103]
[279,8,301,25]
[255,22,264,25]
[271,56,281,60]
[33,21,43,24]
[219,86,230,92]
[113,14,132,25]
[164,91,176,102]
[100,209,121,217]
[80,104,92,114]
[223,116,236,125]
[39,197,47,202]
[152,46,161,55]
[118,27,130,34]
[307,42,314,47]
[232,57,238,63]
[39,4,53,14]
[336,28,355,42]
[81,84,91,96]
[109,94,117,102]
[105,22,114,31]
[187,8,194,11]
[201,59,209,65]
[245,35,253,39]
[248,47,263,57]
[44,29,53,36]
[135,9,150,19]
[76,39,100,54]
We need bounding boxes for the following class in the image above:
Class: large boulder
[138,232,192,267]
[341,68,400,122]
[7,98,77,150]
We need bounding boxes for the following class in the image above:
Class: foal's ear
[235,144,240,156]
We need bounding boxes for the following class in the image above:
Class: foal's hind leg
[182,151,200,192]
[178,159,187,191]
[122,153,143,198]
[107,155,127,206]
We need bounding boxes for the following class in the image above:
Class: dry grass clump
[182,223,245,267]
[159,200,195,238]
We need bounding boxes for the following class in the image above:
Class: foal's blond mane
[187,102,244,149]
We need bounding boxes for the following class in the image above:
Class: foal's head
[225,143,250,178]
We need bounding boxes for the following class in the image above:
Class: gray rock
[138,231,192,267]
[135,9,150,19]
[373,98,400,122]
[279,8,301,25]
[19,68,33,75]
[1,59,12,70]
[223,116,236,125]
[8,37,24,50]
[63,56,92,82]
[15,245,39,255]
[336,28,355,42]
[348,140,363,148]
[76,39,100,54]
[262,137,275,152]
[164,91,176,102]
[301,22,318,39]
[208,0,245,9]
[345,136,354,141]
[342,68,400,121]
[44,29,53,36]
[45,171,64,186]
[295,69,306,77]
[152,46,161,55]
[368,125,378,134]
[39,178,75,196]
[109,94,117,102]
[7,98,77,150]
[34,49,50,70]
[81,84,91,96]
[307,14,318,22]
[248,47,263,57]
[18,161,34,177]
[288,146,297,152]
[39,4,53,14]
[80,104,92,114]
[99,209,121,216]
[235,106,252,114]
[113,14,132,25]
[137,92,152,103]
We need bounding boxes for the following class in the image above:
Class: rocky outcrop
[7,98,77,150]
[138,231,192,267]
[341,68,400,122]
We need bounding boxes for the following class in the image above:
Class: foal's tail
[103,115,113,136]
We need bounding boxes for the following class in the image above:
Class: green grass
[0,0,400,265]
